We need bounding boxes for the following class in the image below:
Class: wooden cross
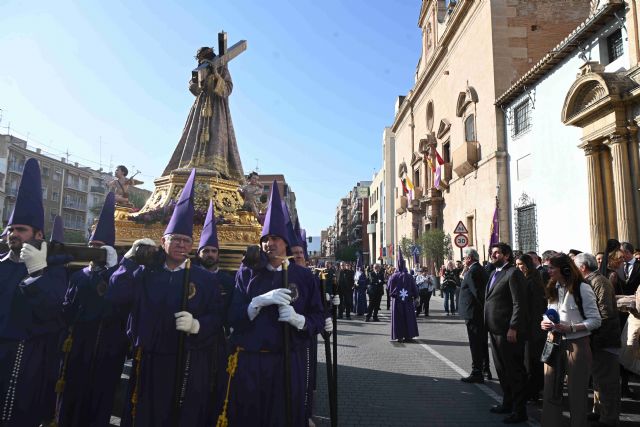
[193,31,247,72]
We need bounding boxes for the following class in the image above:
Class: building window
[53,169,62,181]
[52,191,59,202]
[42,166,50,178]
[42,187,48,199]
[464,115,475,142]
[514,193,538,253]
[607,29,623,63]
[513,101,531,136]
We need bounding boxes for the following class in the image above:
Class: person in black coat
[516,254,546,402]
[484,242,529,424]
[337,262,355,319]
[366,263,385,321]
[458,248,489,383]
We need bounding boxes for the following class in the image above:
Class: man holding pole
[220,181,324,426]
[107,169,223,426]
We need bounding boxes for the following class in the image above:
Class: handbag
[540,333,561,365]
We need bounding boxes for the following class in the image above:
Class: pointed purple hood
[199,200,219,250]
[89,192,116,246]
[8,158,44,231]
[164,169,196,237]
[260,180,288,245]
[50,215,65,244]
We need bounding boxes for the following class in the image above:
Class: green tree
[336,245,358,262]
[417,229,453,273]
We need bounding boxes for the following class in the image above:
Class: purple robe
[0,255,67,427]
[387,271,419,340]
[57,265,129,427]
[224,262,324,427]
[107,258,223,427]
[353,271,368,315]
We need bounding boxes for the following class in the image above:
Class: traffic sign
[454,233,469,248]
[453,221,468,234]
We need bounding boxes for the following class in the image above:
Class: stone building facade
[498,0,638,253]
[392,0,593,261]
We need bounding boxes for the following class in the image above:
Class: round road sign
[454,233,469,248]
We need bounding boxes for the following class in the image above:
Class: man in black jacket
[484,242,529,424]
[366,263,385,321]
[337,262,355,320]
[458,247,489,384]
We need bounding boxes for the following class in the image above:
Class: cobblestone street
[312,295,640,427]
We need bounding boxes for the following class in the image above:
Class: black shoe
[587,413,600,422]
[445,313,450,316]
[338,315,343,319]
[425,314,429,317]
[365,317,371,322]
[502,413,527,424]
[405,338,417,343]
[489,405,512,414]
[484,371,493,381]
[373,317,380,322]
[461,375,484,384]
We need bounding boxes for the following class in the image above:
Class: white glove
[175,311,200,334]
[278,305,306,330]
[325,293,341,306]
[124,238,157,259]
[324,317,333,333]
[102,245,118,268]
[20,242,48,274]
[251,288,291,309]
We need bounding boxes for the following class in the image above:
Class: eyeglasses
[168,236,193,246]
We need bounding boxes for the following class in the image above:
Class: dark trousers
[489,332,527,416]
[366,293,382,319]
[338,289,353,317]
[386,291,390,310]
[416,291,432,316]
[465,316,486,376]
[524,334,545,399]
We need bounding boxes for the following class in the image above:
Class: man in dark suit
[459,248,489,383]
[337,262,355,319]
[618,242,640,296]
[484,242,529,424]
[527,251,550,284]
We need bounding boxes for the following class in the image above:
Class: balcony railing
[90,185,105,194]
[8,162,24,174]
[65,182,89,192]
[63,201,87,211]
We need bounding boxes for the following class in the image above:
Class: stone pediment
[437,119,451,139]
[562,70,637,126]
[456,86,478,117]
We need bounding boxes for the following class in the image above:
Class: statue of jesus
[162,46,245,181]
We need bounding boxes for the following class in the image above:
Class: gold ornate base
[114,169,262,271]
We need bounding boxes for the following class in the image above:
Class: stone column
[584,144,608,252]
[628,124,640,245]
[606,132,638,243]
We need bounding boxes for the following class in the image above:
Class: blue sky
[0,0,421,235]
